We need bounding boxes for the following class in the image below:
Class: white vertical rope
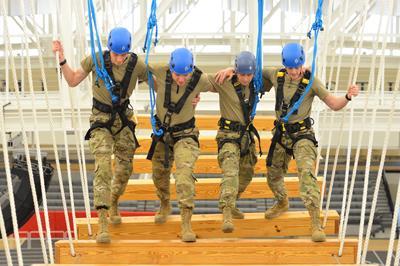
[18,0,55,261]
[71,0,93,236]
[2,2,48,264]
[323,0,370,227]
[51,0,78,242]
[339,0,383,256]
[313,0,334,178]
[388,76,400,266]
[391,79,400,265]
[361,1,394,263]
[0,14,24,264]
[5,30,9,103]
[25,0,76,256]
[320,0,349,210]
[356,6,386,264]
[0,119,14,266]
[338,0,372,240]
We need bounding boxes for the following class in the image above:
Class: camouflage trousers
[266,128,320,211]
[151,128,200,209]
[88,109,137,208]
[217,130,257,209]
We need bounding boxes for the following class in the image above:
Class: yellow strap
[225,120,231,124]
[277,71,285,77]
[302,78,310,84]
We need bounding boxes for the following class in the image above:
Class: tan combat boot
[154,200,172,224]
[309,209,326,242]
[222,207,234,233]
[109,196,121,225]
[180,208,196,242]
[264,197,289,219]
[231,207,244,219]
[96,209,111,243]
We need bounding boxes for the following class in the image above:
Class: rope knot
[147,15,157,29]
[307,19,324,39]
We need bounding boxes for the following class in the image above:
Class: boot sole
[110,216,122,225]
[181,235,196,242]
[232,215,244,219]
[154,215,168,224]
[96,233,111,244]
[222,225,234,233]
[264,208,289,219]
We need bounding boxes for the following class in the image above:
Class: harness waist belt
[266,117,315,167]
[147,116,197,168]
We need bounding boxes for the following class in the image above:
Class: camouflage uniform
[262,67,328,211]
[81,53,147,211]
[216,130,257,210]
[209,75,260,211]
[147,64,211,242]
[266,127,319,209]
[151,128,200,209]
[88,108,137,208]
[262,67,328,241]
[208,74,262,233]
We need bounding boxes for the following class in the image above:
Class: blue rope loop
[87,0,118,104]
[282,0,324,123]
[250,0,264,120]
[143,0,163,136]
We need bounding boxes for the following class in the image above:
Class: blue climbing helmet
[282,43,305,68]
[169,48,194,75]
[107,27,132,54]
[235,51,256,74]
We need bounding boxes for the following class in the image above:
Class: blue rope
[281,0,324,123]
[143,0,163,136]
[251,0,264,120]
[87,0,118,104]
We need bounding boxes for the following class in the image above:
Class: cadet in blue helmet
[53,27,149,243]
[206,51,263,233]
[147,47,214,242]
[215,43,359,242]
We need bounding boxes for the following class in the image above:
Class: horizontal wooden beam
[119,176,322,201]
[76,210,339,240]
[63,155,298,174]
[55,238,357,264]
[135,114,275,131]
[135,135,271,154]
[34,264,376,266]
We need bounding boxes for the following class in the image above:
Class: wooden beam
[76,210,339,240]
[135,114,275,131]
[135,135,271,154]
[55,238,357,264]
[119,176,322,201]
[33,264,377,266]
[66,155,298,174]
[33,264,376,266]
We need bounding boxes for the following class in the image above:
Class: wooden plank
[76,210,339,240]
[66,155,298,174]
[34,264,377,266]
[135,114,275,131]
[33,264,377,266]
[55,238,357,264]
[119,176,322,201]
[135,136,271,154]
[132,155,297,174]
